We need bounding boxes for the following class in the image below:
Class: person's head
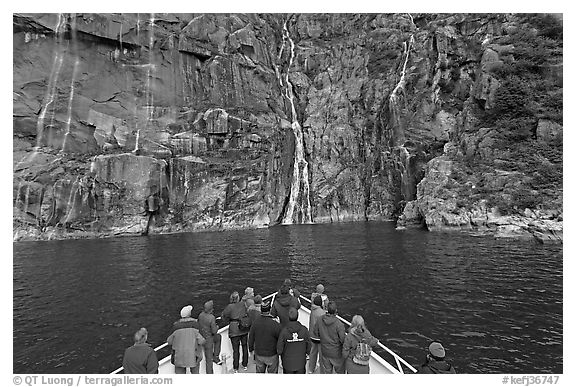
[204,300,214,313]
[288,307,298,321]
[316,284,325,294]
[180,305,193,318]
[261,300,271,315]
[134,327,148,344]
[327,301,337,315]
[283,278,292,287]
[280,284,290,295]
[428,342,446,361]
[230,291,240,303]
[245,287,254,297]
[313,294,323,307]
[350,315,366,334]
[245,298,255,309]
[254,294,262,305]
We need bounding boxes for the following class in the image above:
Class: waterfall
[61,15,79,153]
[134,13,155,153]
[389,34,414,107]
[278,19,312,224]
[36,13,67,148]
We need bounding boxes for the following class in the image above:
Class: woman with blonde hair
[342,315,379,374]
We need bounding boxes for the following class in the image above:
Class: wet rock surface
[13,13,562,242]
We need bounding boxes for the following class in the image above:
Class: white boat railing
[298,294,418,374]
[112,291,417,374]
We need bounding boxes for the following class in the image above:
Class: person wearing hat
[419,342,456,374]
[221,291,250,372]
[167,305,206,374]
[122,327,159,374]
[198,300,222,374]
[248,300,282,373]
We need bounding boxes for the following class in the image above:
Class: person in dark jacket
[419,342,456,374]
[277,307,311,374]
[198,300,222,374]
[253,295,263,311]
[342,315,379,374]
[248,301,282,373]
[167,305,205,374]
[221,291,249,372]
[271,284,301,326]
[311,300,346,374]
[122,327,159,374]
[308,294,326,373]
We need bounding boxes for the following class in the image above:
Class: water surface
[13,222,562,373]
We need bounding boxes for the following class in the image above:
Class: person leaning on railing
[342,315,379,374]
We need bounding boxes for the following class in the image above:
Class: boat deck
[113,293,417,375]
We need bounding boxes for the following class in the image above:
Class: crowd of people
[121,279,456,374]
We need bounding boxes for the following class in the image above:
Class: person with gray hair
[122,327,159,374]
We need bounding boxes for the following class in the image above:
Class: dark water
[13,222,562,374]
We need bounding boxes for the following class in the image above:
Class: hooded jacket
[271,293,301,326]
[248,314,282,356]
[166,318,206,368]
[311,313,346,359]
[342,328,379,362]
[122,343,159,374]
[419,358,456,374]
[277,320,311,371]
[309,303,326,341]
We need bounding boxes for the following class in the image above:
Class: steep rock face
[13,13,562,242]
[396,14,563,243]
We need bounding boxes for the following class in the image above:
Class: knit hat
[428,342,446,358]
[254,295,262,305]
[313,294,323,307]
[316,284,325,293]
[180,305,193,318]
[261,300,271,314]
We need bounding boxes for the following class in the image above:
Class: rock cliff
[13,13,562,243]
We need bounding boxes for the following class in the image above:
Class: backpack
[238,313,251,331]
[352,339,371,366]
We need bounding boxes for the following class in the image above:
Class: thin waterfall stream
[279,19,312,225]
